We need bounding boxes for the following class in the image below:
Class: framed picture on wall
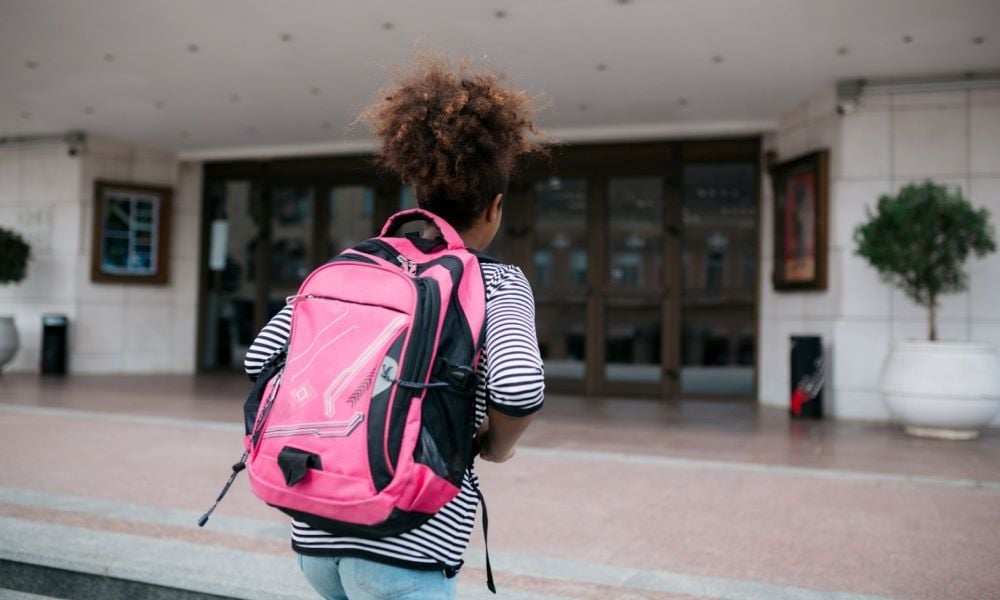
[91,180,172,284]
[770,150,829,291]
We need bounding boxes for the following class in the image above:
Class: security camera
[64,131,85,157]
[835,79,864,116]
[835,100,857,116]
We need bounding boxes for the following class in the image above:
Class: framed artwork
[91,180,172,284]
[770,150,829,291]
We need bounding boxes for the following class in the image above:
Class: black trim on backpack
[243,347,286,434]
[353,239,404,264]
[405,232,447,254]
[279,505,436,539]
[387,277,441,470]
[369,333,406,492]
[328,253,377,266]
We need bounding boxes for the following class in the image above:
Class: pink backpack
[200,209,488,538]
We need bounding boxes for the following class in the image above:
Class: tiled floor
[1,374,999,599]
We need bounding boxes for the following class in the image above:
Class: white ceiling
[1,0,998,158]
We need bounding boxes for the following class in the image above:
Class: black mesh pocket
[416,386,475,485]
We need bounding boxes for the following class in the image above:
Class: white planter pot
[0,316,19,373]
[880,341,1000,440]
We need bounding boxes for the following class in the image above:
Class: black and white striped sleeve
[482,265,545,416]
[244,304,293,380]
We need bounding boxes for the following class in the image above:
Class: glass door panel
[201,179,262,370]
[328,185,375,256]
[533,178,588,382]
[607,177,664,291]
[680,163,756,396]
[265,185,315,322]
[604,177,665,386]
[400,185,418,211]
[536,303,587,380]
[605,304,662,384]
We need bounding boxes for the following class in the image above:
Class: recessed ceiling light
[84,106,95,115]
[678,98,688,107]
[972,36,985,45]
[187,43,200,53]
[19,111,31,119]
[616,0,631,4]
[902,35,913,44]
[24,60,38,70]
[494,10,507,18]
[836,46,849,56]
[309,86,322,96]
[711,55,724,64]
[229,93,240,103]
[280,33,293,42]
[578,103,589,111]
[596,63,608,71]
[104,53,115,62]
[382,22,394,30]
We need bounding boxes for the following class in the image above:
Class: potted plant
[855,181,999,439]
[0,226,31,373]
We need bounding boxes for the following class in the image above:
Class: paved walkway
[1,374,998,599]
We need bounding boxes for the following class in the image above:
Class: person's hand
[475,424,516,463]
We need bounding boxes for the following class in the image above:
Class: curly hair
[361,55,545,231]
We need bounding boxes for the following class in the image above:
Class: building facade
[2,81,999,425]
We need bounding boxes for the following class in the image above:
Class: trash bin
[790,335,824,419]
[41,314,68,375]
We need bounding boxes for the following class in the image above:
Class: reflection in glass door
[201,179,262,370]
[263,186,316,323]
[532,178,588,384]
[681,163,757,396]
[604,177,666,387]
[328,185,375,256]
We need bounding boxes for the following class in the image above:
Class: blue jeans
[297,554,457,600]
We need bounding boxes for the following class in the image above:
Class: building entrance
[198,140,760,400]
[489,140,760,398]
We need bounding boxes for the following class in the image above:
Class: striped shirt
[244,261,545,570]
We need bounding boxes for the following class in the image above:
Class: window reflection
[533,178,588,292]
[608,177,664,289]
[533,178,587,381]
[330,185,375,255]
[681,163,757,396]
[202,180,260,370]
[604,177,664,384]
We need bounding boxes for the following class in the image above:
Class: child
[244,55,546,599]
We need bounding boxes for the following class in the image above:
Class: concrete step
[0,590,63,600]
[0,516,313,600]
[0,516,541,600]
[0,559,232,600]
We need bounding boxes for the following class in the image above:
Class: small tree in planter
[854,181,996,340]
[0,227,31,372]
[0,227,31,285]
[854,181,999,439]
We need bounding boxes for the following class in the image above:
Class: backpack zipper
[385,277,441,473]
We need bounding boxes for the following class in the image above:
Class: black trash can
[790,335,824,419]
[41,314,68,375]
